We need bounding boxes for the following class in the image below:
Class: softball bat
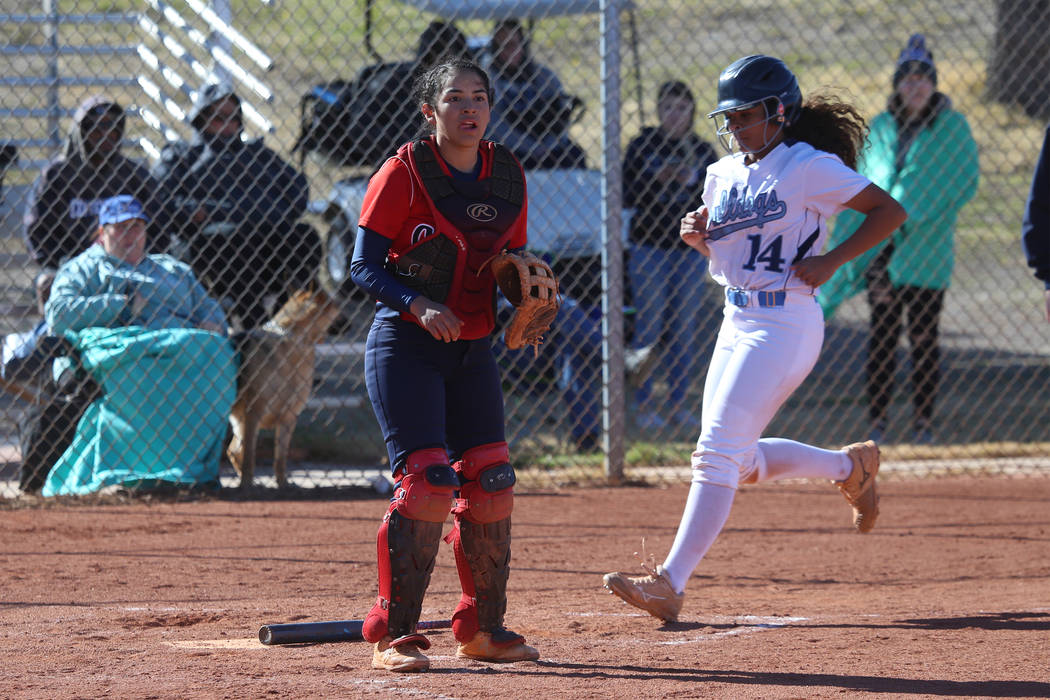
[258,618,452,645]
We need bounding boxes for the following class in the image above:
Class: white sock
[758,438,851,482]
[661,479,735,594]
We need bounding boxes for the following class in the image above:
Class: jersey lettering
[69,197,105,219]
[708,186,788,241]
[742,234,786,272]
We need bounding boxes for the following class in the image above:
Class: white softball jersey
[686,139,874,492]
[702,139,871,294]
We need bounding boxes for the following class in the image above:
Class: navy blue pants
[364,317,507,474]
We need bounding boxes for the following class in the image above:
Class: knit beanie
[892,34,937,88]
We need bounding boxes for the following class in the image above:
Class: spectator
[23,96,167,326]
[414,20,469,73]
[41,195,235,497]
[1,143,16,204]
[293,21,470,170]
[820,34,979,444]
[153,81,321,330]
[483,19,586,169]
[1022,121,1050,322]
[623,80,718,431]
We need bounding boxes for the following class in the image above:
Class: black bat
[258,618,453,645]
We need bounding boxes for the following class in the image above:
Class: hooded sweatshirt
[152,82,308,245]
[22,96,165,270]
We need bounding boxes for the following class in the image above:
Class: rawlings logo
[410,223,435,244]
[708,186,788,241]
[467,203,497,222]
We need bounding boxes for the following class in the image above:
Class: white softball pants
[661,293,853,593]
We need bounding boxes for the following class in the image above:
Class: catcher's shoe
[603,564,684,622]
[371,634,430,672]
[835,440,881,533]
[456,628,539,663]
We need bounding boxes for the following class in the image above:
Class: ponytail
[784,93,868,170]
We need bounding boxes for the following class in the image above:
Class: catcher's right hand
[409,296,463,343]
[490,250,559,352]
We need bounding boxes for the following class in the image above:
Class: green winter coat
[819,97,979,318]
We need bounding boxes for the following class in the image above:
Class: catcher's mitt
[490,250,560,352]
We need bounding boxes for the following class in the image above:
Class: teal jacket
[46,243,227,335]
[820,95,979,317]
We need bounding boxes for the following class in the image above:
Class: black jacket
[152,82,308,247]
[23,96,166,269]
[622,126,717,249]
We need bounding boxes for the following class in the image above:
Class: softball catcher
[350,57,550,672]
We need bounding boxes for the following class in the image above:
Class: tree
[986,0,1050,119]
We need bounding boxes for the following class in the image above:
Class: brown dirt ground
[2,476,1050,699]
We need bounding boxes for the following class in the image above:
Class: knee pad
[392,447,458,523]
[453,442,516,524]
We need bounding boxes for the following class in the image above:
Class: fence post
[42,0,61,154]
[600,0,625,483]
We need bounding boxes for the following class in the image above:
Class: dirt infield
[3,476,1050,698]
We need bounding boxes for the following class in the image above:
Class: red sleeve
[358,157,414,239]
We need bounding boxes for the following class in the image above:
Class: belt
[726,287,786,308]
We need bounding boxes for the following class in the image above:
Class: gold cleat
[836,440,881,533]
[603,564,684,622]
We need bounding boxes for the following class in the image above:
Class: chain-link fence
[1,0,1048,499]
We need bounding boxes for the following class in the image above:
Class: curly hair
[784,93,868,170]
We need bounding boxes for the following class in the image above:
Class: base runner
[604,55,907,623]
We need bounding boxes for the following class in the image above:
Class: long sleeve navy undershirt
[349,226,419,314]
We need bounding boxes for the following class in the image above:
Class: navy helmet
[707,55,802,153]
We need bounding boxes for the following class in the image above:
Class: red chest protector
[386,139,525,339]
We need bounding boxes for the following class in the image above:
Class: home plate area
[565,611,808,648]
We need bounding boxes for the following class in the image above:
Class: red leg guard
[362,448,455,643]
[447,443,516,643]
[450,517,513,643]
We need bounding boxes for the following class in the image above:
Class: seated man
[153,81,321,330]
[294,19,470,168]
[21,96,168,347]
[41,195,236,496]
[483,20,586,170]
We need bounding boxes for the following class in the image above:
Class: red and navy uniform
[351,138,533,652]
[353,137,526,471]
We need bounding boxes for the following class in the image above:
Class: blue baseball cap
[98,195,150,226]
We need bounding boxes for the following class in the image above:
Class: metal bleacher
[1,0,274,179]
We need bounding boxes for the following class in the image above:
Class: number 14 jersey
[702,139,871,294]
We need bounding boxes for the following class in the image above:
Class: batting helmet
[709,55,802,122]
[707,55,802,154]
